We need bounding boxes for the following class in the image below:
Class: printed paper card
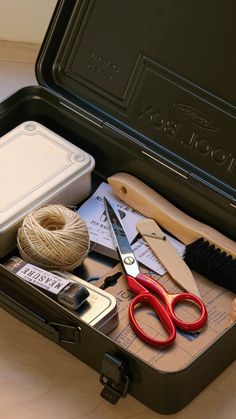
[78,182,185,275]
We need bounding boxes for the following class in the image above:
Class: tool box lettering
[138,102,236,173]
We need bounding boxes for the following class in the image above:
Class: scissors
[104,197,207,348]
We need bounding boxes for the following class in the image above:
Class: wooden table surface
[0,40,235,419]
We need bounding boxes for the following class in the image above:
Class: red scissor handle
[135,273,207,331]
[165,292,207,332]
[127,273,207,347]
[129,293,176,348]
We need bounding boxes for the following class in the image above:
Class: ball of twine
[17,205,90,271]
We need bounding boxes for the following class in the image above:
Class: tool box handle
[0,288,80,344]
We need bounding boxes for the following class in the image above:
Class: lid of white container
[0,121,95,232]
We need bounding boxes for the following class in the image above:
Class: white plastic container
[0,121,95,257]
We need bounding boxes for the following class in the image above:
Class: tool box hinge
[49,322,81,344]
[100,353,129,404]
[60,101,104,128]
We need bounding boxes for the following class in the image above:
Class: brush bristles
[184,238,236,293]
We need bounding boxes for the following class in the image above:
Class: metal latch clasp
[100,353,129,404]
[49,322,81,344]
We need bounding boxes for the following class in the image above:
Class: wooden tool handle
[108,172,236,258]
[228,298,236,325]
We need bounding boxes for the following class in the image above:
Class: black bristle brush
[108,173,236,293]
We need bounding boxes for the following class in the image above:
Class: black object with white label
[3,257,89,310]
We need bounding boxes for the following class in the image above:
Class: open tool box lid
[0,0,235,415]
[36,0,236,239]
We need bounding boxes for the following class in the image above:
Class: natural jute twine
[17,205,90,271]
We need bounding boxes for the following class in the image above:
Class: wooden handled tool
[136,219,201,297]
[228,298,236,326]
[108,172,236,258]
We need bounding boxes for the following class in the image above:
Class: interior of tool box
[0,86,235,376]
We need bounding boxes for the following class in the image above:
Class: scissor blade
[104,197,140,278]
